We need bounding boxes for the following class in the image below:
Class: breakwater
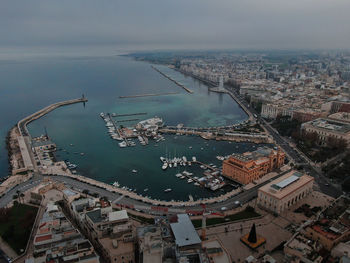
[18,97,88,137]
[151,65,194,94]
[119,92,179,98]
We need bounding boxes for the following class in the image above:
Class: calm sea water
[0,55,257,201]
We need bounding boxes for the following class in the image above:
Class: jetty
[112,112,147,117]
[119,92,179,98]
[151,65,194,94]
[16,96,88,172]
[18,96,88,137]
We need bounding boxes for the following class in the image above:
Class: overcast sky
[1,0,350,51]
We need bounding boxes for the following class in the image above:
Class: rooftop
[259,170,314,199]
[170,214,201,247]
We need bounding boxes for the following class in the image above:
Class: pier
[174,68,219,87]
[16,97,88,172]
[113,112,147,117]
[119,92,179,98]
[18,97,88,137]
[151,65,194,94]
[159,126,272,143]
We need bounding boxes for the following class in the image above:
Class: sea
[0,50,261,201]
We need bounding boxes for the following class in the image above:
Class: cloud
[1,0,350,50]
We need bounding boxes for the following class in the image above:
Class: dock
[151,65,194,94]
[119,92,179,98]
[112,112,147,117]
[116,118,139,123]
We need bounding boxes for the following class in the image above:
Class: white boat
[160,157,166,162]
[118,141,127,148]
[180,175,185,179]
[169,163,172,168]
[100,112,105,118]
[192,156,197,162]
[132,169,138,173]
[175,173,182,178]
[174,162,177,168]
[187,179,193,183]
[164,188,172,193]
[194,182,200,186]
[162,163,168,170]
[113,181,120,187]
[144,188,148,192]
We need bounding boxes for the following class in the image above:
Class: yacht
[132,169,138,173]
[118,141,127,148]
[162,163,168,170]
[164,188,172,193]
[160,156,166,162]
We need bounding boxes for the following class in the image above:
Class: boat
[180,175,185,179]
[164,188,172,193]
[132,169,138,173]
[113,181,120,187]
[100,112,105,118]
[192,156,197,162]
[118,141,127,148]
[144,188,148,192]
[169,163,172,168]
[175,173,182,178]
[189,146,192,149]
[194,182,200,186]
[162,163,168,170]
[187,179,193,183]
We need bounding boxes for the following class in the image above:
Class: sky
[1,0,350,51]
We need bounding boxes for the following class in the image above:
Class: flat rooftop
[305,118,350,134]
[259,170,314,200]
[170,214,201,247]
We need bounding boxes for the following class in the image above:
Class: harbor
[21,56,251,201]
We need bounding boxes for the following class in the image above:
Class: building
[304,196,350,251]
[257,170,314,214]
[292,109,323,123]
[261,104,293,120]
[222,147,285,184]
[30,202,99,263]
[84,208,135,263]
[301,118,350,146]
[284,233,323,263]
[170,214,203,262]
[137,226,163,263]
[328,112,350,123]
